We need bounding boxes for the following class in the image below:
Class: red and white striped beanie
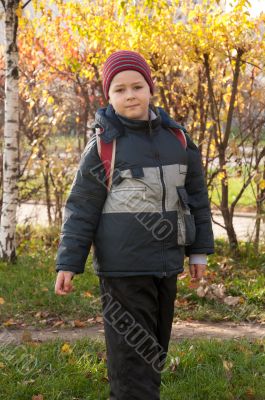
[102,50,154,100]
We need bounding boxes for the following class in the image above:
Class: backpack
[96,126,187,192]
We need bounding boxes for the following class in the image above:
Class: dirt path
[1,321,264,345]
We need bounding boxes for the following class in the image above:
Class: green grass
[0,337,264,399]
[0,228,265,328]
[0,226,101,328]
[163,338,265,400]
[209,176,257,210]
[175,239,265,323]
[1,226,265,399]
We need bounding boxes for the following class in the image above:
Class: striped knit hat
[102,50,154,100]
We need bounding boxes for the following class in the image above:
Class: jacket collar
[93,105,124,143]
[115,108,161,132]
[157,107,187,132]
[93,104,186,143]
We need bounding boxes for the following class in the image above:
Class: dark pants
[99,274,178,400]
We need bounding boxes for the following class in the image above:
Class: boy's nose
[126,89,135,99]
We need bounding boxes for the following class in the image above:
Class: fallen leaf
[178,272,188,280]
[0,362,5,369]
[83,291,94,298]
[223,360,233,371]
[223,296,241,306]
[96,351,107,361]
[196,285,208,298]
[23,379,35,385]
[21,330,33,343]
[0,297,5,305]
[74,320,86,328]
[205,271,217,280]
[169,356,180,371]
[41,288,49,292]
[195,283,228,301]
[61,343,72,354]
[95,316,103,323]
[52,320,65,328]
[3,318,17,327]
[35,311,49,319]
[206,291,215,300]
[222,359,233,381]
[211,284,226,299]
[174,298,189,306]
[188,281,200,289]
[32,395,44,400]
[245,387,255,399]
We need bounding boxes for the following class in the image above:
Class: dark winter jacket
[56,105,214,277]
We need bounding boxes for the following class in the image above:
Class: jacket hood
[93,104,187,144]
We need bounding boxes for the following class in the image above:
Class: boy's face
[108,70,151,121]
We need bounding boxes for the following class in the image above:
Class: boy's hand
[55,271,75,295]
[189,264,206,281]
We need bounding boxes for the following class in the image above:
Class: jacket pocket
[111,186,147,200]
[176,187,196,246]
[105,185,147,213]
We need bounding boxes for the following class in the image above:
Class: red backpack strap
[95,127,116,191]
[168,127,187,150]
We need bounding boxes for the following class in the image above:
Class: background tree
[0,0,21,261]
[1,0,264,258]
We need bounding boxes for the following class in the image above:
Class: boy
[55,50,214,400]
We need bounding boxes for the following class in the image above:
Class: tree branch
[230,174,254,215]
[257,147,265,165]
[241,59,262,70]
[223,48,244,150]
[22,0,32,9]
[207,167,221,187]
[230,147,265,214]
[203,53,221,147]
[0,0,5,11]
[211,214,226,230]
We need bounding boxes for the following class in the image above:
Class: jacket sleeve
[184,134,214,256]
[55,134,107,274]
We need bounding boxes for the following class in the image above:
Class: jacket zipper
[149,120,167,277]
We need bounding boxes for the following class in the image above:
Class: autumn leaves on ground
[0,227,265,399]
[0,226,265,330]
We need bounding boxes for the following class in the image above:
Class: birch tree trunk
[0,0,20,261]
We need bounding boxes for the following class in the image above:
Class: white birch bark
[0,0,20,261]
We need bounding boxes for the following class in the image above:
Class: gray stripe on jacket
[102,164,188,214]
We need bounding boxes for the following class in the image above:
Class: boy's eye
[115,88,123,92]
[135,86,142,89]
